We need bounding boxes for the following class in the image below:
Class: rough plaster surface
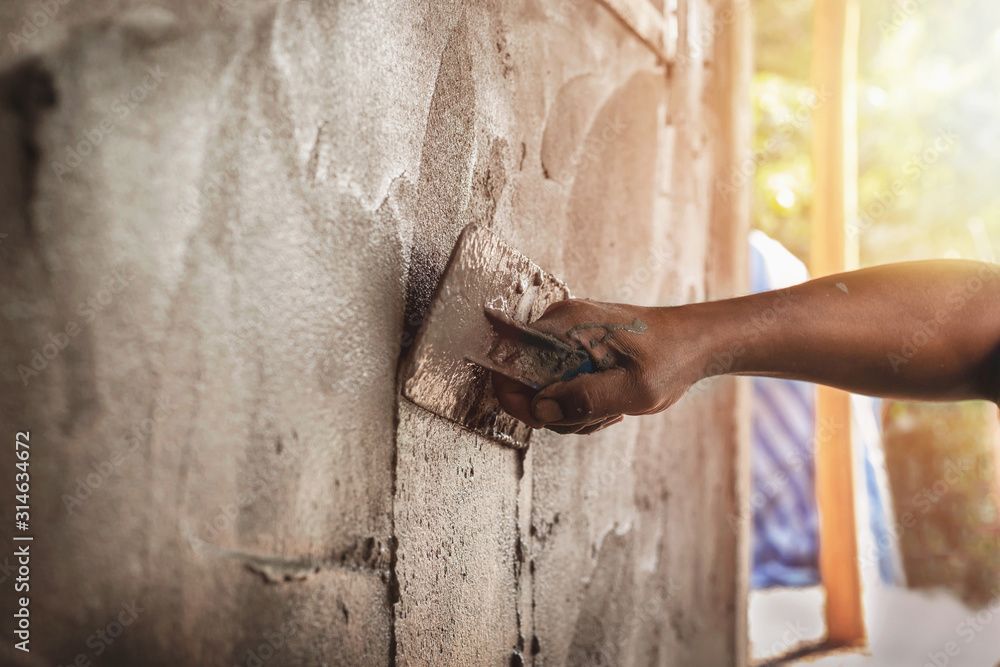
[0,0,749,665]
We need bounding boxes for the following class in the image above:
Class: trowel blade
[400,224,571,448]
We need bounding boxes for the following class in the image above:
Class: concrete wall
[0,1,749,665]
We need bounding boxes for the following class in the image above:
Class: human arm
[491,260,1000,434]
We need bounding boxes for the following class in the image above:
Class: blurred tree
[752,0,1000,265]
[752,0,812,80]
[882,401,999,607]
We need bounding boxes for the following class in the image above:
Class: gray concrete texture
[0,0,750,664]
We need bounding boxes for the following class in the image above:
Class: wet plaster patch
[404,15,478,335]
[564,70,665,301]
[539,72,605,183]
[393,400,521,664]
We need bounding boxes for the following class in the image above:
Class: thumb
[531,368,632,425]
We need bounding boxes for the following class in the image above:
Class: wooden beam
[810,0,866,647]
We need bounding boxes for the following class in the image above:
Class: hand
[488,299,707,435]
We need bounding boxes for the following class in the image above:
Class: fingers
[491,373,542,428]
[492,369,628,435]
[484,307,570,352]
[485,300,591,345]
[530,368,633,426]
[492,373,624,435]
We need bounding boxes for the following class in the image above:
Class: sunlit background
[749,1,1000,664]
[754,0,1000,265]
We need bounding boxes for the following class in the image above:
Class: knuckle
[542,298,592,322]
[542,300,570,316]
[538,303,604,341]
[541,299,579,321]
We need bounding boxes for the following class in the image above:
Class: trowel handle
[483,307,577,354]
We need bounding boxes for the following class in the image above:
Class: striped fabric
[748,231,902,588]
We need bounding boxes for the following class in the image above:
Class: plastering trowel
[400,224,594,448]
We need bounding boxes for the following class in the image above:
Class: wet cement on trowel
[402,224,569,448]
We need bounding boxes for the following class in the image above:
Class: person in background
[744,231,900,588]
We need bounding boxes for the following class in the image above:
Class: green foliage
[751,72,815,261]
[883,401,1000,606]
[752,0,1000,265]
